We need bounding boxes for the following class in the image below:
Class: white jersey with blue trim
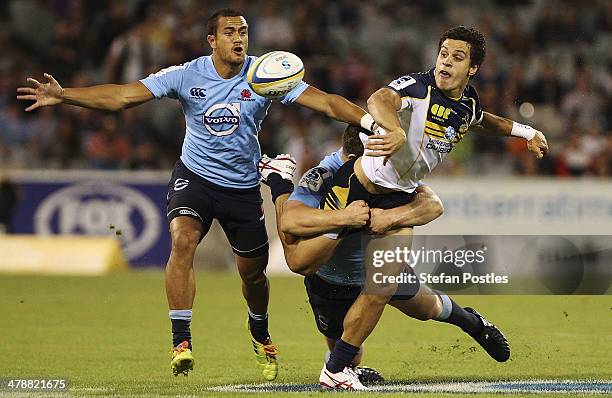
[289,150,364,286]
[361,68,483,192]
[140,55,309,189]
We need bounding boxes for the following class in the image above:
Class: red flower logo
[241,89,252,99]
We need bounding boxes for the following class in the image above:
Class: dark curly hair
[342,125,366,158]
[206,9,244,36]
[438,26,486,68]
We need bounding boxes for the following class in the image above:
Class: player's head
[435,26,486,95]
[206,9,248,67]
[341,125,366,161]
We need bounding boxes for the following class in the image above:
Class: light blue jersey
[140,55,309,189]
[288,150,364,286]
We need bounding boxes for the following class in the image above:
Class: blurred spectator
[105,23,154,83]
[556,133,591,176]
[0,173,19,233]
[253,2,294,49]
[561,72,605,130]
[523,61,565,106]
[85,116,131,169]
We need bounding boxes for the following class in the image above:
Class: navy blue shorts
[305,271,419,340]
[167,160,268,258]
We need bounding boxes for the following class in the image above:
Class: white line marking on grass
[209,379,612,394]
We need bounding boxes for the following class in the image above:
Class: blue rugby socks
[169,309,192,349]
[326,339,360,373]
[248,309,270,343]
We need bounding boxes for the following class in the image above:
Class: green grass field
[1,271,610,397]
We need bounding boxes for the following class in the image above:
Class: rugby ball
[247,51,304,99]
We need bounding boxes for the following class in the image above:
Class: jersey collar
[430,67,468,102]
[208,55,250,81]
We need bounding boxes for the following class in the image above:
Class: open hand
[16,73,64,112]
[364,127,407,165]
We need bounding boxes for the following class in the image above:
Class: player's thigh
[304,274,361,340]
[167,160,214,251]
[362,231,413,297]
[216,187,269,260]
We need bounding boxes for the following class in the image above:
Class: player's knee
[432,196,444,218]
[372,283,398,299]
[240,264,267,285]
[241,271,267,285]
[359,293,393,308]
[170,227,200,256]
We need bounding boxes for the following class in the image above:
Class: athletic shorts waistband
[176,159,261,193]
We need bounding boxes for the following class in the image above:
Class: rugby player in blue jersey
[17,8,377,379]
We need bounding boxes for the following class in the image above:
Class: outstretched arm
[17,73,153,112]
[470,111,549,159]
[294,86,372,128]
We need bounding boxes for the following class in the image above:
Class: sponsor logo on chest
[203,103,241,136]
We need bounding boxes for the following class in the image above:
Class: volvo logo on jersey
[203,102,241,136]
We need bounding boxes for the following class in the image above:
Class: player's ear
[468,64,479,78]
[207,34,216,50]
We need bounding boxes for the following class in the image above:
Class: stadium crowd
[0,0,610,177]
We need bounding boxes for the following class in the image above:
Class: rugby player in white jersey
[16,8,379,380]
[265,26,546,389]
[261,125,511,390]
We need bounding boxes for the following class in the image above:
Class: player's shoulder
[179,56,209,73]
[297,165,334,195]
[388,69,433,99]
[297,150,342,194]
[463,83,480,102]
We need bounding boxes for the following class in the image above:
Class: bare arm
[366,87,402,132]
[368,185,444,235]
[471,111,549,158]
[274,192,344,276]
[469,111,512,136]
[365,87,407,163]
[294,86,366,125]
[17,73,153,112]
[281,199,369,236]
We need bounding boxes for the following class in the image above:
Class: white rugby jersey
[362,68,483,192]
